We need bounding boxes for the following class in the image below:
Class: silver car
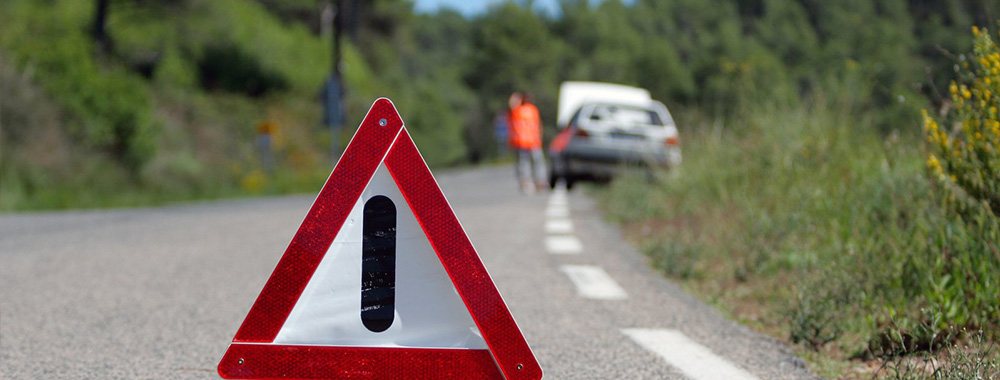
[548,82,681,188]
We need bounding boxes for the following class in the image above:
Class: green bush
[177,0,329,94]
[924,26,1000,218]
[915,26,1000,345]
[197,43,288,96]
[0,0,156,171]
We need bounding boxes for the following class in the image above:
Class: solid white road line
[545,235,582,254]
[621,328,759,380]
[545,218,574,234]
[559,265,628,300]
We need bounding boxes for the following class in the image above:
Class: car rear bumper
[556,140,681,177]
[565,139,680,165]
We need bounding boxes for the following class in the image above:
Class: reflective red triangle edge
[219,345,502,380]
[385,129,542,380]
[218,98,542,380]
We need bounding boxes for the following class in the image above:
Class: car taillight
[665,135,679,146]
[575,128,589,138]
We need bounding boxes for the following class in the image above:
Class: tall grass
[597,94,999,377]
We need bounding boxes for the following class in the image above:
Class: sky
[412,0,563,18]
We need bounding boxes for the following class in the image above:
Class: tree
[556,0,642,85]
[93,0,112,54]
[755,0,819,92]
[465,3,566,159]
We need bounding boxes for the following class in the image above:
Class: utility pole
[93,0,112,54]
[322,0,347,163]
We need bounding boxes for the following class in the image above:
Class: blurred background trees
[0,0,996,209]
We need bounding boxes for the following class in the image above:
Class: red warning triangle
[218,99,542,380]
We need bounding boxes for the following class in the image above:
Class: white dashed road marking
[545,235,582,254]
[621,328,759,380]
[545,206,570,218]
[559,265,628,300]
[545,219,574,234]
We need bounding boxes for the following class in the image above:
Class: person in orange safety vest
[508,92,548,193]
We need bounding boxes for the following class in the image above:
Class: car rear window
[588,105,665,126]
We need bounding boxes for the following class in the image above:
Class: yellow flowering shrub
[924,26,1000,217]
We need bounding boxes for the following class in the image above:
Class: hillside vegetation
[0,0,473,209]
[3,0,992,211]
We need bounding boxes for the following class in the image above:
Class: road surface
[1,165,814,379]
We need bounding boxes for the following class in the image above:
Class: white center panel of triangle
[273,162,487,349]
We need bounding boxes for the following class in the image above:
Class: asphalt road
[1,165,815,379]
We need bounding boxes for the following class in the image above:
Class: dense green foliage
[1,2,156,172]
[1,0,994,210]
